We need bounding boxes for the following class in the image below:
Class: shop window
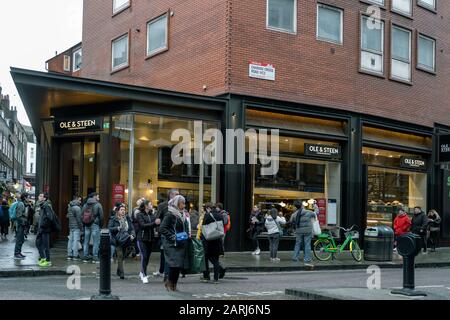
[392,0,412,16]
[267,0,297,34]
[73,48,82,72]
[360,15,384,75]
[112,34,129,71]
[317,4,343,44]
[363,126,432,151]
[418,0,436,10]
[147,13,169,57]
[391,26,411,82]
[113,0,130,14]
[418,34,436,72]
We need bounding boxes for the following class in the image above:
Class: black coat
[159,210,188,268]
[1,204,9,225]
[108,215,135,247]
[201,211,224,257]
[249,211,265,234]
[411,211,428,234]
[38,202,54,234]
[136,209,157,242]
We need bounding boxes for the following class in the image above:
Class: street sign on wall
[249,61,276,81]
[439,134,450,163]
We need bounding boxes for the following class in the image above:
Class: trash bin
[363,226,394,261]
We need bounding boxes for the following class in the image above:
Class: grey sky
[0,0,83,126]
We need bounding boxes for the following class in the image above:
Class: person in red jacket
[393,209,411,249]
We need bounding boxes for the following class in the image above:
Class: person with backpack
[1,199,9,240]
[216,203,230,245]
[136,200,160,284]
[13,193,29,260]
[292,200,316,265]
[36,193,59,267]
[265,208,286,262]
[82,192,104,263]
[67,195,83,260]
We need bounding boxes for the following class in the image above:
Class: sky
[0,0,83,126]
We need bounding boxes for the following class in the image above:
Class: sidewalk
[1,234,449,278]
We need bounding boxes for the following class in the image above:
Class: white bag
[202,213,225,241]
[312,214,321,236]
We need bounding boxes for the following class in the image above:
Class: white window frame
[417,0,436,11]
[111,33,129,71]
[390,25,412,82]
[146,13,169,57]
[266,0,297,35]
[365,0,385,6]
[316,4,343,45]
[417,34,436,72]
[72,48,82,72]
[113,0,130,14]
[360,15,385,75]
[392,0,413,16]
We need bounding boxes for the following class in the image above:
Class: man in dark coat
[411,206,428,253]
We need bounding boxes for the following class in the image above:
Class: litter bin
[363,226,394,261]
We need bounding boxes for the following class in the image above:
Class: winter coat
[394,213,411,236]
[411,211,428,234]
[294,209,315,235]
[38,201,54,234]
[428,212,441,232]
[265,216,286,235]
[15,200,27,226]
[136,209,157,242]
[81,198,104,227]
[159,206,189,268]
[249,210,265,234]
[108,215,135,247]
[67,200,82,230]
[201,211,225,257]
[1,203,9,225]
[190,210,200,232]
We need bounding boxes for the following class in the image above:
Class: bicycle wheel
[313,239,333,261]
[350,240,362,262]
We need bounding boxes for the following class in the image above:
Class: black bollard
[391,233,427,297]
[91,229,119,300]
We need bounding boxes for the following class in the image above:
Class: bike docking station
[91,229,120,300]
[390,233,427,298]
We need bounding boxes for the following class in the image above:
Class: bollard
[390,233,427,297]
[91,229,119,300]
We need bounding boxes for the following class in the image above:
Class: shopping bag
[188,238,206,274]
[312,214,321,236]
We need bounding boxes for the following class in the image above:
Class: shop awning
[10,68,227,138]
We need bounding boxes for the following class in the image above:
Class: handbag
[275,219,283,237]
[174,217,189,246]
[202,213,225,241]
[115,230,131,247]
[312,213,322,236]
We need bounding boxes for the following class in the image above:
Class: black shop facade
[12,68,449,251]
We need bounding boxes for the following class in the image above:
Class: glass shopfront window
[249,136,342,236]
[363,147,428,227]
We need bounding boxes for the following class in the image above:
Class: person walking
[393,209,411,250]
[109,202,121,261]
[109,204,135,279]
[265,208,286,262]
[81,192,104,263]
[249,205,264,255]
[181,205,192,278]
[0,199,9,240]
[199,202,227,283]
[13,193,29,260]
[136,200,160,284]
[427,209,441,252]
[154,189,179,280]
[36,193,57,267]
[159,195,189,292]
[67,195,83,260]
[292,200,315,265]
[32,195,44,235]
[411,206,428,254]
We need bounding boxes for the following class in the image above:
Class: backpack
[222,210,231,233]
[9,202,18,222]
[82,204,95,226]
[48,207,61,232]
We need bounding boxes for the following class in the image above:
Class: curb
[0,268,67,278]
[285,288,342,300]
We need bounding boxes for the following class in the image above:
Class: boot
[164,280,172,291]
[172,281,178,292]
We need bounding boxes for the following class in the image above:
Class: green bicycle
[313,225,363,262]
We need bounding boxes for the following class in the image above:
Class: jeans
[137,240,152,276]
[429,231,439,251]
[116,246,125,276]
[83,224,100,258]
[67,229,81,257]
[160,235,169,277]
[36,232,51,261]
[268,233,280,259]
[293,233,312,262]
[111,245,116,258]
[203,254,222,281]
[14,223,25,254]
[251,230,260,250]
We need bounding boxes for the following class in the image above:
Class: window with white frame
[112,34,129,70]
[147,14,168,56]
[366,0,385,5]
[418,0,436,10]
[63,55,71,72]
[392,0,412,16]
[267,0,296,33]
[360,16,384,74]
[418,34,436,72]
[317,4,343,44]
[73,48,82,71]
[391,25,411,81]
[113,0,129,14]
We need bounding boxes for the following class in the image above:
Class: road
[1,267,450,300]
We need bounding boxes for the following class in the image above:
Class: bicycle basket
[345,231,359,239]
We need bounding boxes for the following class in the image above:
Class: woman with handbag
[427,210,441,252]
[159,195,189,291]
[199,202,226,284]
[264,208,286,262]
[108,204,135,279]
